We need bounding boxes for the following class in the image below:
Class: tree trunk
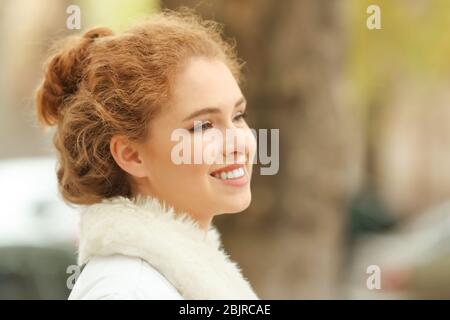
[162,0,358,298]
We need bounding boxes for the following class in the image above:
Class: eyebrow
[182,96,246,122]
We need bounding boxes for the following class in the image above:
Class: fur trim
[77,195,259,299]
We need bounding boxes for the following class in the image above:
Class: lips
[210,164,246,180]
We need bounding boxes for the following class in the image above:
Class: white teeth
[213,167,245,180]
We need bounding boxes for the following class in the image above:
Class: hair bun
[35,27,113,126]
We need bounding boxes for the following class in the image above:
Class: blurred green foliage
[347,0,450,102]
[80,0,159,32]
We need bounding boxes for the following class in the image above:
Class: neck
[174,208,213,237]
[197,215,213,237]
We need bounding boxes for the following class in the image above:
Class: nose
[222,125,250,164]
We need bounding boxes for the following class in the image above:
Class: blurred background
[1,0,450,299]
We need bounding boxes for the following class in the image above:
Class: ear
[110,135,148,178]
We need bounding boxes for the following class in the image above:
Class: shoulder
[68,255,183,300]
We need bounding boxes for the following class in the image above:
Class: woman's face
[135,56,256,225]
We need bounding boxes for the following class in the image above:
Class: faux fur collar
[77,195,259,300]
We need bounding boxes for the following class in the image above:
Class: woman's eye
[189,121,213,132]
[233,111,248,122]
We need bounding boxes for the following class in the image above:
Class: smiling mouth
[210,164,246,180]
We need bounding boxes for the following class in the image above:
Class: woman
[34,9,259,300]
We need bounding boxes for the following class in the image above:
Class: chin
[217,191,252,214]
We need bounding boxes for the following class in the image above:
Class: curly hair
[35,8,244,205]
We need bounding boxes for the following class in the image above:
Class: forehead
[168,56,243,114]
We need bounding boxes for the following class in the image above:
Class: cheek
[164,137,211,182]
[191,131,223,166]
[202,134,223,165]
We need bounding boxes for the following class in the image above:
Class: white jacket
[68,195,259,300]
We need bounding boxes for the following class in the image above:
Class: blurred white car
[0,157,79,247]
